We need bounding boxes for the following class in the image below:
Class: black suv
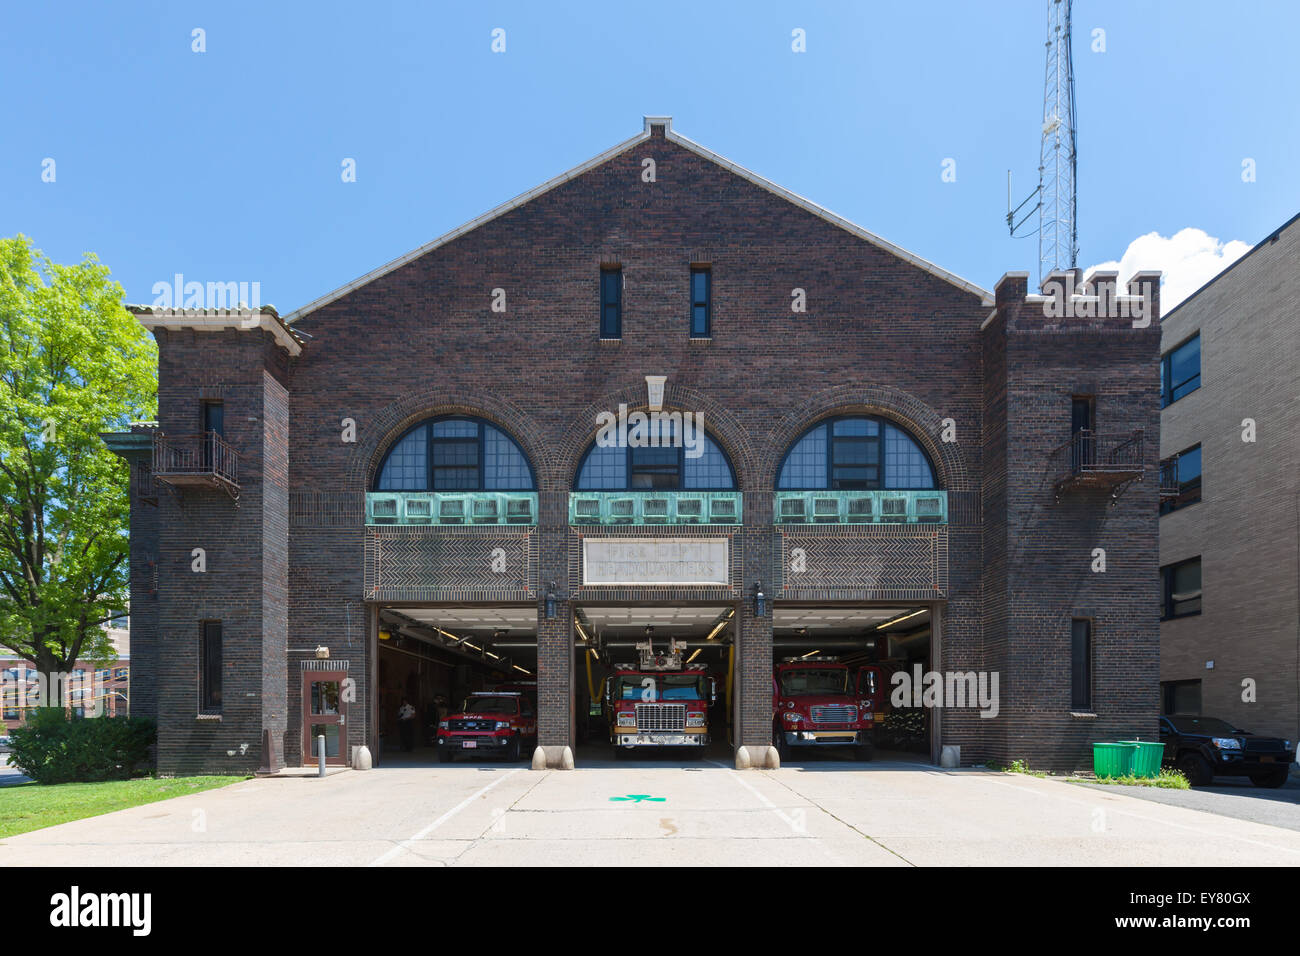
[1159,715,1295,788]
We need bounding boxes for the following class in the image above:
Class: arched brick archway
[345,388,555,492]
[758,383,973,492]
[553,382,758,490]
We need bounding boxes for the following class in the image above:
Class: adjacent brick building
[1158,211,1299,746]
[105,117,1162,774]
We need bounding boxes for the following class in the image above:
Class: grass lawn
[0,776,245,840]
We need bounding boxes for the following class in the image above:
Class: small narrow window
[1159,444,1202,516]
[690,266,711,337]
[1161,679,1201,716]
[600,267,622,339]
[1160,333,1201,407]
[1161,557,1202,620]
[200,621,223,713]
[1070,619,1092,711]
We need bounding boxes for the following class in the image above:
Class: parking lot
[2,759,1299,867]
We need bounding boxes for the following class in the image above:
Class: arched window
[776,416,937,490]
[374,417,535,491]
[574,419,736,490]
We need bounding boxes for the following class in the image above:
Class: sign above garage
[583,538,729,586]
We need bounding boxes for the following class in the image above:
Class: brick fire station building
[105,118,1162,774]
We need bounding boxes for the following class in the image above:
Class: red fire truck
[604,639,716,754]
[772,657,883,761]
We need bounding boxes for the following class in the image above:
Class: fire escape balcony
[1158,454,1181,499]
[1053,428,1146,502]
[152,431,239,500]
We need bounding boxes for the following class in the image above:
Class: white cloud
[1083,227,1252,313]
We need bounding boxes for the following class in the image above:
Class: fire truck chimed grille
[811,705,858,724]
[636,703,687,732]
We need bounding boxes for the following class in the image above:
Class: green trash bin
[1119,740,1164,778]
[1092,742,1136,778]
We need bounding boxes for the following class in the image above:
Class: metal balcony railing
[152,431,239,496]
[130,459,158,505]
[1158,455,1181,498]
[774,490,948,525]
[366,491,538,526]
[568,491,742,525]
[1053,428,1145,495]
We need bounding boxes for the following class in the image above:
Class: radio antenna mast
[1007,0,1078,286]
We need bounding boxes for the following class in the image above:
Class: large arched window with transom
[776,416,938,490]
[574,420,736,490]
[374,417,535,491]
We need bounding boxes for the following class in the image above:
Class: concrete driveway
[2,758,1299,866]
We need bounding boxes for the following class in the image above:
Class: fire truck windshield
[613,674,705,700]
[463,696,517,714]
[779,668,849,696]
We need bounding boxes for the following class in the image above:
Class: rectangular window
[830,419,881,489]
[1161,557,1202,620]
[629,446,680,489]
[1159,444,1202,516]
[1161,679,1201,716]
[1070,619,1092,711]
[1160,334,1201,407]
[200,620,223,714]
[202,401,225,437]
[600,268,622,339]
[430,435,479,490]
[690,267,711,338]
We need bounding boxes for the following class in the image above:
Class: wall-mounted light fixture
[753,581,767,617]
[545,582,557,620]
[314,645,330,659]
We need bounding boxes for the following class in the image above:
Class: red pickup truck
[436,691,537,762]
[773,657,883,761]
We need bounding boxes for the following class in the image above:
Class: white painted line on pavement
[369,769,522,866]
[705,759,845,864]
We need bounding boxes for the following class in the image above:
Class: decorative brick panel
[773,526,948,601]
[364,526,537,602]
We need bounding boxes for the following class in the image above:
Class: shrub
[9,709,155,784]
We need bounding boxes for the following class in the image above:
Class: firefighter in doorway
[397,697,417,752]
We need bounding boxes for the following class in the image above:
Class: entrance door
[302,671,348,766]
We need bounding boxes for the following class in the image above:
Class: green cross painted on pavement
[609,794,667,802]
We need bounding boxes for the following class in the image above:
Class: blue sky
[3,0,1297,312]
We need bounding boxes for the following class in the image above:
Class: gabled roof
[284,116,993,323]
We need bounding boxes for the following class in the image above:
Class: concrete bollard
[317,735,326,777]
[940,744,961,768]
[531,745,576,770]
[734,745,779,769]
[352,745,372,771]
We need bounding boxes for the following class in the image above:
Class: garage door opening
[773,604,934,765]
[373,605,538,767]
[574,604,735,766]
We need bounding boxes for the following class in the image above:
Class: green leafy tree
[0,235,157,701]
